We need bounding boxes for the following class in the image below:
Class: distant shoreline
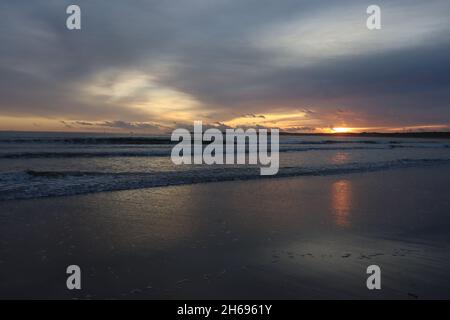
[1,130,450,139]
[280,131,450,138]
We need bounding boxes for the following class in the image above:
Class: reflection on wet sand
[331,180,352,228]
[79,186,201,251]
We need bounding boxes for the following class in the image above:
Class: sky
[0,0,450,133]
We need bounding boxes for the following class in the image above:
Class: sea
[1,131,450,201]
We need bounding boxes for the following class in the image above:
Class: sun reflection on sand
[331,180,352,228]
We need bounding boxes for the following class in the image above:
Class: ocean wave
[0,150,171,159]
[0,137,173,145]
[1,144,448,159]
[1,158,450,201]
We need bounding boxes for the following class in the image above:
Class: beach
[1,164,450,299]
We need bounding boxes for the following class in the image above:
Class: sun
[332,127,351,133]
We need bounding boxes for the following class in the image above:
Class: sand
[1,165,450,299]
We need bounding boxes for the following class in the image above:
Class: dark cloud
[242,114,266,119]
[99,121,161,131]
[71,120,164,131]
[60,120,73,128]
[74,121,94,126]
[284,126,316,132]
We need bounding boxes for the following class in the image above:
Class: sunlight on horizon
[331,127,352,133]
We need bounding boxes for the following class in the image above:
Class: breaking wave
[1,158,450,201]
[1,144,448,159]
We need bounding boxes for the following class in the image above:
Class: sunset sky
[1,0,450,133]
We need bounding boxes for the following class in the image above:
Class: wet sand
[1,165,450,299]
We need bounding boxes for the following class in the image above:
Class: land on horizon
[1,130,450,139]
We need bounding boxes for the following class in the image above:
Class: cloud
[74,121,94,126]
[99,121,161,130]
[0,0,450,132]
[60,120,73,128]
[254,1,450,65]
[284,126,316,132]
[71,120,166,132]
[242,114,266,119]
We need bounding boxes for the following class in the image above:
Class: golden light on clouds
[83,70,205,123]
[223,110,313,129]
[0,116,64,131]
[2,68,450,133]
